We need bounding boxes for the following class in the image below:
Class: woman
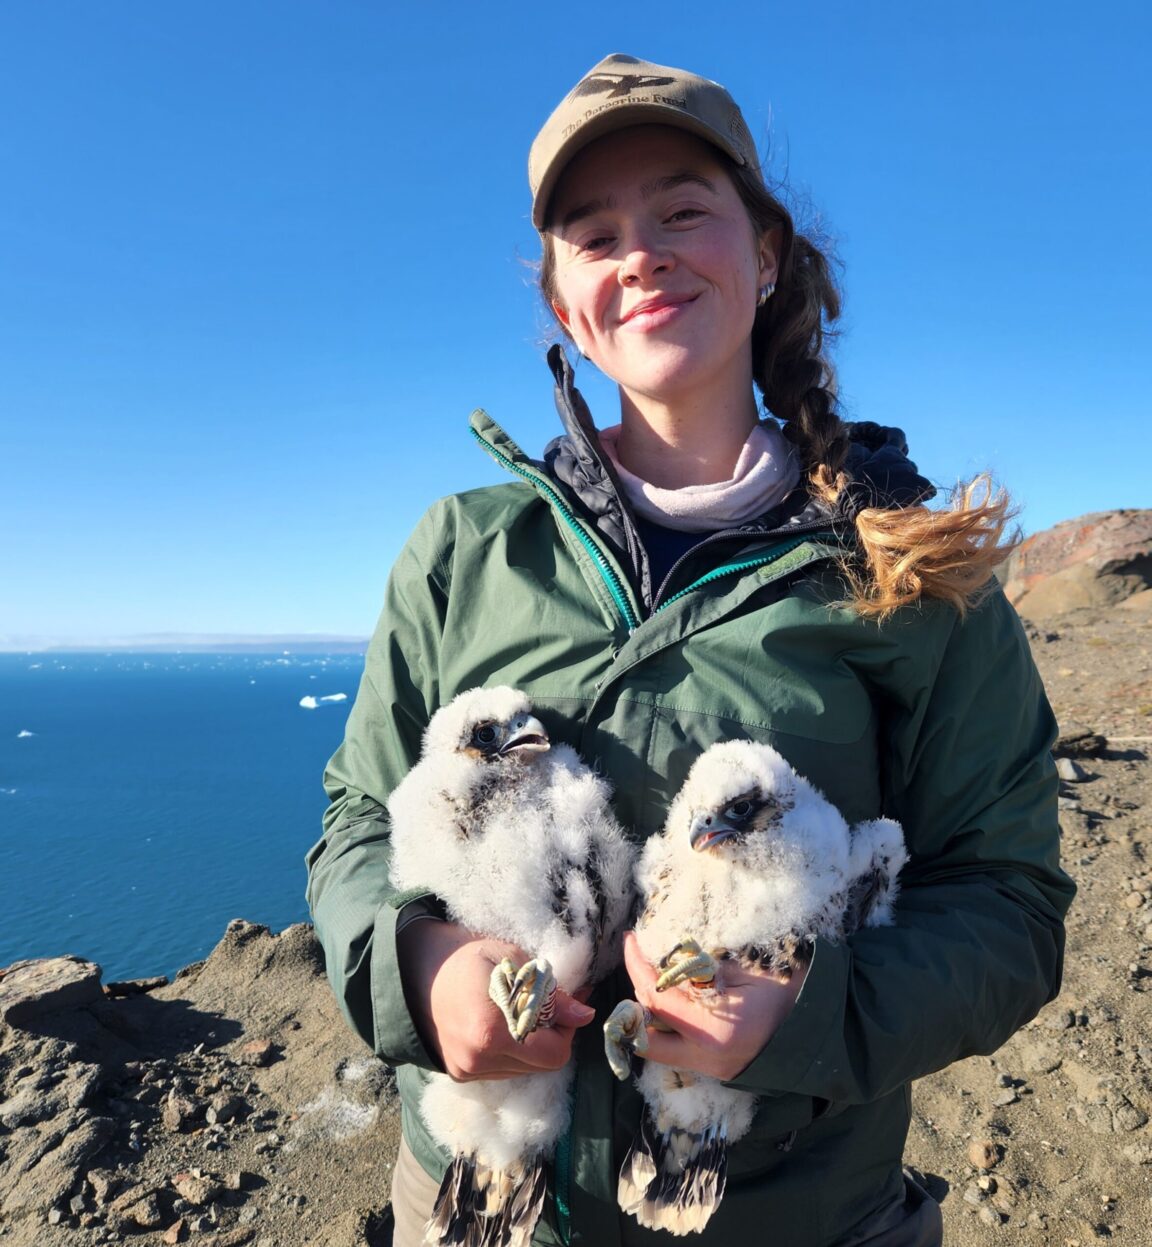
[307,54,1073,1246]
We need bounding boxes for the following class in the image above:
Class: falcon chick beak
[689,810,742,852]
[500,713,551,757]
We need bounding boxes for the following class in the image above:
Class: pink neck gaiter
[596,422,800,533]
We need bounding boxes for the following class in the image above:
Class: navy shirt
[634,515,710,599]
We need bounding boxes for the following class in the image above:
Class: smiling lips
[620,293,698,328]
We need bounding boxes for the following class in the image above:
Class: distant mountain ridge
[0,633,368,654]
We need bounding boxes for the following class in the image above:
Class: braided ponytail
[727,162,1016,619]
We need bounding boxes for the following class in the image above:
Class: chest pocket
[587,592,884,837]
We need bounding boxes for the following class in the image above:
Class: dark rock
[1055,724,1110,757]
[173,960,207,981]
[206,1093,245,1125]
[0,956,103,1026]
[103,975,169,998]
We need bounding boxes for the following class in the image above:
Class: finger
[553,992,596,1029]
[623,932,659,997]
[512,1023,581,1071]
[445,1023,576,1080]
[637,1026,696,1069]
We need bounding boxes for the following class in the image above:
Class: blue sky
[2,1,1149,641]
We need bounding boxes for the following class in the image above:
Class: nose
[617,225,674,287]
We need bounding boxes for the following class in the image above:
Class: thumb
[623,931,658,996]
[553,991,596,1028]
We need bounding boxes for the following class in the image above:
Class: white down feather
[631,739,907,1139]
[387,686,635,1172]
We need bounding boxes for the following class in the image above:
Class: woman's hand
[398,919,595,1082]
[622,932,806,1083]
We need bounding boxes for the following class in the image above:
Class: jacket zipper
[472,427,641,633]
[654,533,831,612]
[475,428,840,632]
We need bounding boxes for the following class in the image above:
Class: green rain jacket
[307,354,1074,1246]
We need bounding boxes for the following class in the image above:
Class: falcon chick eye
[473,723,499,745]
[725,798,754,821]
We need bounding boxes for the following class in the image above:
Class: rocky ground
[2,601,1150,1247]
[903,601,1152,1245]
[0,922,401,1247]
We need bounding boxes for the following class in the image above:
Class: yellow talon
[603,1000,649,1081]
[655,938,718,992]
[488,957,556,1042]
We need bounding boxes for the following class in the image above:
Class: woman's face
[547,125,777,411]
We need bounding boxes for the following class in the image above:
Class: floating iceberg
[16,730,35,738]
[299,693,349,710]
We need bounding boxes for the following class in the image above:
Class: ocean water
[0,652,363,981]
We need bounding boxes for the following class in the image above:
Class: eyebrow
[557,171,719,232]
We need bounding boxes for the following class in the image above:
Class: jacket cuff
[722,937,850,1095]
[369,895,444,1070]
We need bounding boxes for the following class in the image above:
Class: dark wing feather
[843,865,889,933]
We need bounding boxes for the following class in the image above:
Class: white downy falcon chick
[388,685,635,1247]
[604,739,907,1236]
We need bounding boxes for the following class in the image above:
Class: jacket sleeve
[726,588,1075,1103]
[305,503,452,1069]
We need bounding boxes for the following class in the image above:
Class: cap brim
[531,104,750,230]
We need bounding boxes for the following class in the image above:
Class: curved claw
[655,938,718,993]
[603,999,649,1081]
[488,956,557,1043]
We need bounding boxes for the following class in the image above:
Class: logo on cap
[573,72,677,100]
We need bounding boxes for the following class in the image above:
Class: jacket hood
[540,345,937,538]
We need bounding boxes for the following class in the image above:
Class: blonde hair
[824,474,1018,620]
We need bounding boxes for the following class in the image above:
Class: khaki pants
[389,1138,943,1247]
[390,1138,445,1247]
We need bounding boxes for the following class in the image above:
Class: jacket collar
[542,346,653,597]
[541,344,936,537]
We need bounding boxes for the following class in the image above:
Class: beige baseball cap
[529,53,762,230]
